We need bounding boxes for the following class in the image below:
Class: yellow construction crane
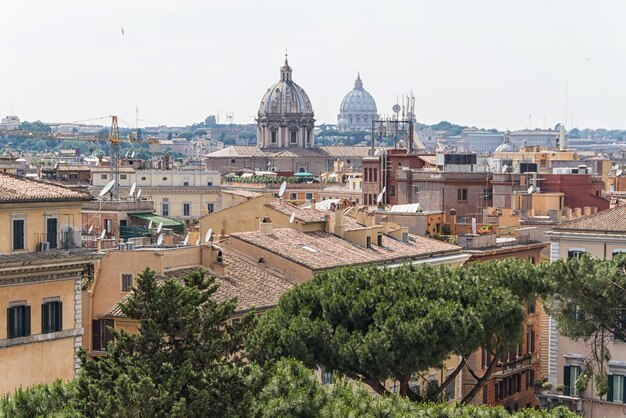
[0,115,137,199]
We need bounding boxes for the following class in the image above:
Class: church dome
[494,143,514,153]
[339,74,377,114]
[258,57,313,116]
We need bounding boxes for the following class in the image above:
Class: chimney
[563,207,572,218]
[211,249,227,276]
[574,207,582,218]
[448,208,457,235]
[334,205,345,237]
[310,197,316,210]
[259,217,273,235]
[583,207,592,216]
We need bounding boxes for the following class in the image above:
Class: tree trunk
[461,348,502,404]
[341,370,390,397]
[399,377,410,398]
[434,355,468,397]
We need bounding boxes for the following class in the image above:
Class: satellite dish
[289,212,296,223]
[99,179,116,197]
[148,220,153,230]
[205,228,213,243]
[88,225,94,234]
[374,149,380,156]
[278,181,287,198]
[182,233,189,245]
[125,150,130,158]
[129,182,137,197]
[136,189,142,199]
[267,161,271,168]
[617,169,623,177]
[381,186,387,195]
[156,222,163,233]
[527,185,535,194]
[156,233,164,246]
[392,104,401,114]
[376,191,384,204]
[131,151,135,158]
[502,164,508,173]
[99,229,106,239]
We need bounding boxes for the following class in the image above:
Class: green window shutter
[92,320,100,351]
[56,301,62,332]
[608,375,614,402]
[42,303,47,333]
[23,306,31,336]
[7,308,15,338]
[564,366,571,396]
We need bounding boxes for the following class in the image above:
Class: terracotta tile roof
[102,248,293,318]
[552,205,626,233]
[90,167,135,173]
[229,228,461,271]
[56,164,91,172]
[206,146,266,158]
[0,173,93,203]
[266,199,362,230]
[319,146,382,158]
[222,189,263,199]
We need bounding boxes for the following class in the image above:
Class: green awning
[294,172,314,177]
[130,213,185,233]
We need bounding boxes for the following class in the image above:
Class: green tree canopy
[247,260,549,402]
[75,267,259,417]
[543,254,626,395]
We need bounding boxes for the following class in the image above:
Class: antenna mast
[109,116,121,200]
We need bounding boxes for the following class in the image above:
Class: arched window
[290,129,297,144]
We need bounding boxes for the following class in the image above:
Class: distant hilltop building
[337,74,378,132]
[0,116,20,130]
[256,55,315,149]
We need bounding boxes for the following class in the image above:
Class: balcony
[35,231,82,251]
[535,392,583,414]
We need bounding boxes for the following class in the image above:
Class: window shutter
[42,303,47,333]
[623,376,626,403]
[608,375,614,402]
[56,301,62,332]
[7,308,15,339]
[92,320,100,351]
[23,305,31,336]
[564,366,571,396]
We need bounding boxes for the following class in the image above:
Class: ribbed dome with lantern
[337,74,378,132]
[256,56,315,149]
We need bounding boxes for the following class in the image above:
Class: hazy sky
[2,0,626,130]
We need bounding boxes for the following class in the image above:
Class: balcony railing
[35,231,82,251]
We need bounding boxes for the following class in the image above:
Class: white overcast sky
[2,0,626,130]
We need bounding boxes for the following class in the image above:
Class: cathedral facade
[337,74,378,132]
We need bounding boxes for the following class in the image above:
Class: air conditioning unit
[126,242,135,250]
[37,242,50,252]
[117,243,128,251]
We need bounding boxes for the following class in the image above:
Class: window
[69,173,78,180]
[445,375,455,400]
[104,219,112,234]
[389,185,396,196]
[183,203,191,217]
[162,202,169,217]
[484,188,493,200]
[305,193,313,201]
[141,176,146,181]
[527,300,536,314]
[373,168,378,182]
[366,236,372,248]
[564,365,582,396]
[481,348,489,369]
[322,366,333,385]
[526,327,535,353]
[289,192,297,200]
[377,234,383,247]
[290,130,297,144]
[183,181,189,187]
[92,319,114,351]
[121,274,133,292]
[42,300,62,333]
[568,249,585,259]
[457,188,468,201]
[414,185,420,195]
[525,369,535,389]
[230,158,236,163]
[162,177,168,181]
[101,174,107,180]
[207,181,213,186]
[207,203,215,214]
[12,219,24,250]
[271,130,277,144]
[7,304,30,338]
[609,374,626,403]
[120,174,127,180]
